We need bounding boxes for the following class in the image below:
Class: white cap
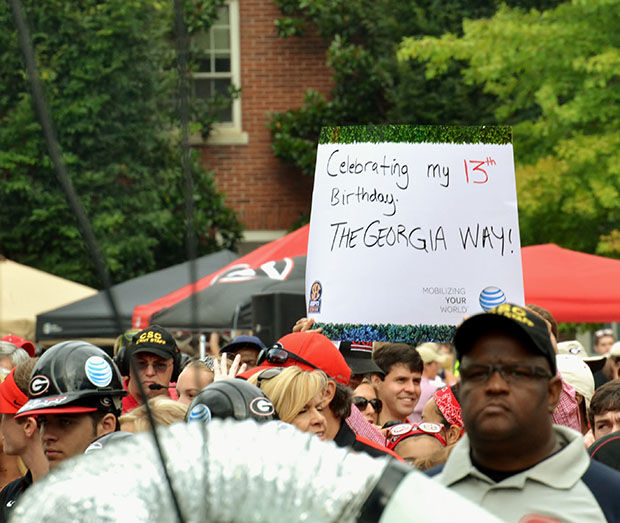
[556,353,595,410]
[557,340,606,373]
[609,341,620,358]
[416,342,448,365]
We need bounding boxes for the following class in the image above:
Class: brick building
[192,0,332,251]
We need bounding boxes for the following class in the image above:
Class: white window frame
[191,0,248,145]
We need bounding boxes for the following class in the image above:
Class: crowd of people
[1,304,620,521]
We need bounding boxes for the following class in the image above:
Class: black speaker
[251,292,307,347]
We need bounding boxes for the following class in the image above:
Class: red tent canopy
[522,243,620,323]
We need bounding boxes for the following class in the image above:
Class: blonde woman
[249,366,328,439]
[119,396,187,433]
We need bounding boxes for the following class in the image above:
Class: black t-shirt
[594,369,609,390]
[0,470,32,522]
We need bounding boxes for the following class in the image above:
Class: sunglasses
[256,367,285,387]
[352,396,382,413]
[257,343,320,371]
[414,422,447,446]
[595,328,614,339]
[135,360,172,374]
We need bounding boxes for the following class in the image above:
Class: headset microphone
[148,384,175,390]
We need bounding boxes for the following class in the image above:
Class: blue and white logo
[479,286,506,311]
[188,404,211,423]
[85,356,113,387]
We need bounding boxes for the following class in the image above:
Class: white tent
[0,257,97,340]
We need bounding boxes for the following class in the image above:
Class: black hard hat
[186,379,278,424]
[84,431,135,454]
[16,341,126,418]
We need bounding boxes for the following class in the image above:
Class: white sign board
[306,126,524,330]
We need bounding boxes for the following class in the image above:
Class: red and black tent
[132,225,309,331]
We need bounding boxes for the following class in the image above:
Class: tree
[268,0,563,177]
[0,0,242,287]
[399,0,620,256]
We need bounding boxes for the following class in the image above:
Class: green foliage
[0,0,242,286]
[267,0,563,176]
[399,0,620,256]
[319,124,511,145]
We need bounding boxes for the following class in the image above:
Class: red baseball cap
[0,369,29,414]
[238,332,351,385]
[1,335,35,357]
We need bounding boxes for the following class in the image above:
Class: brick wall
[197,0,332,231]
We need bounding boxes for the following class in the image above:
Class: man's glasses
[460,363,552,384]
[135,360,172,374]
[352,396,382,413]
[257,343,320,371]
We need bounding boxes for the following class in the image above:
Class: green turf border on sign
[316,322,457,344]
[319,124,512,145]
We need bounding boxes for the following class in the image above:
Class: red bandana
[433,386,464,431]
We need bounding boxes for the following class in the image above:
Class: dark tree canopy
[0,0,242,287]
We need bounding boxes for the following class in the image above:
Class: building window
[191,0,247,144]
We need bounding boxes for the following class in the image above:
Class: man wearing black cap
[338,341,384,389]
[434,303,620,521]
[121,325,181,413]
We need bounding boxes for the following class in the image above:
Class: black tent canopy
[35,250,238,340]
[150,255,306,331]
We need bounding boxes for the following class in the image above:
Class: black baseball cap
[589,429,620,471]
[338,341,384,376]
[130,325,178,360]
[454,303,557,375]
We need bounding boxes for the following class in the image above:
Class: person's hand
[292,317,322,334]
[213,353,247,381]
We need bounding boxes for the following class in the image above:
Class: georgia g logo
[249,397,275,417]
[29,375,50,396]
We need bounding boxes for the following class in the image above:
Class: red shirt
[122,378,178,413]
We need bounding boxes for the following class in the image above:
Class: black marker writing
[326,149,410,190]
[330,186,398,216]
[329,220,447,252]
[427,164,450,188]
[459,224,514,256]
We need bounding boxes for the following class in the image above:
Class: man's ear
[574,391,584,406]
[323,380,336,403]
[23,417,39,438]
[96,413,118,437]
[547,375,563,413]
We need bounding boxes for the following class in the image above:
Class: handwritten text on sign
[306,140,524,326]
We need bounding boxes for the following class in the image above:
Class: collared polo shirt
[436,425,620,522]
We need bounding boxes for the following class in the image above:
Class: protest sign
[305,125,524,342]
